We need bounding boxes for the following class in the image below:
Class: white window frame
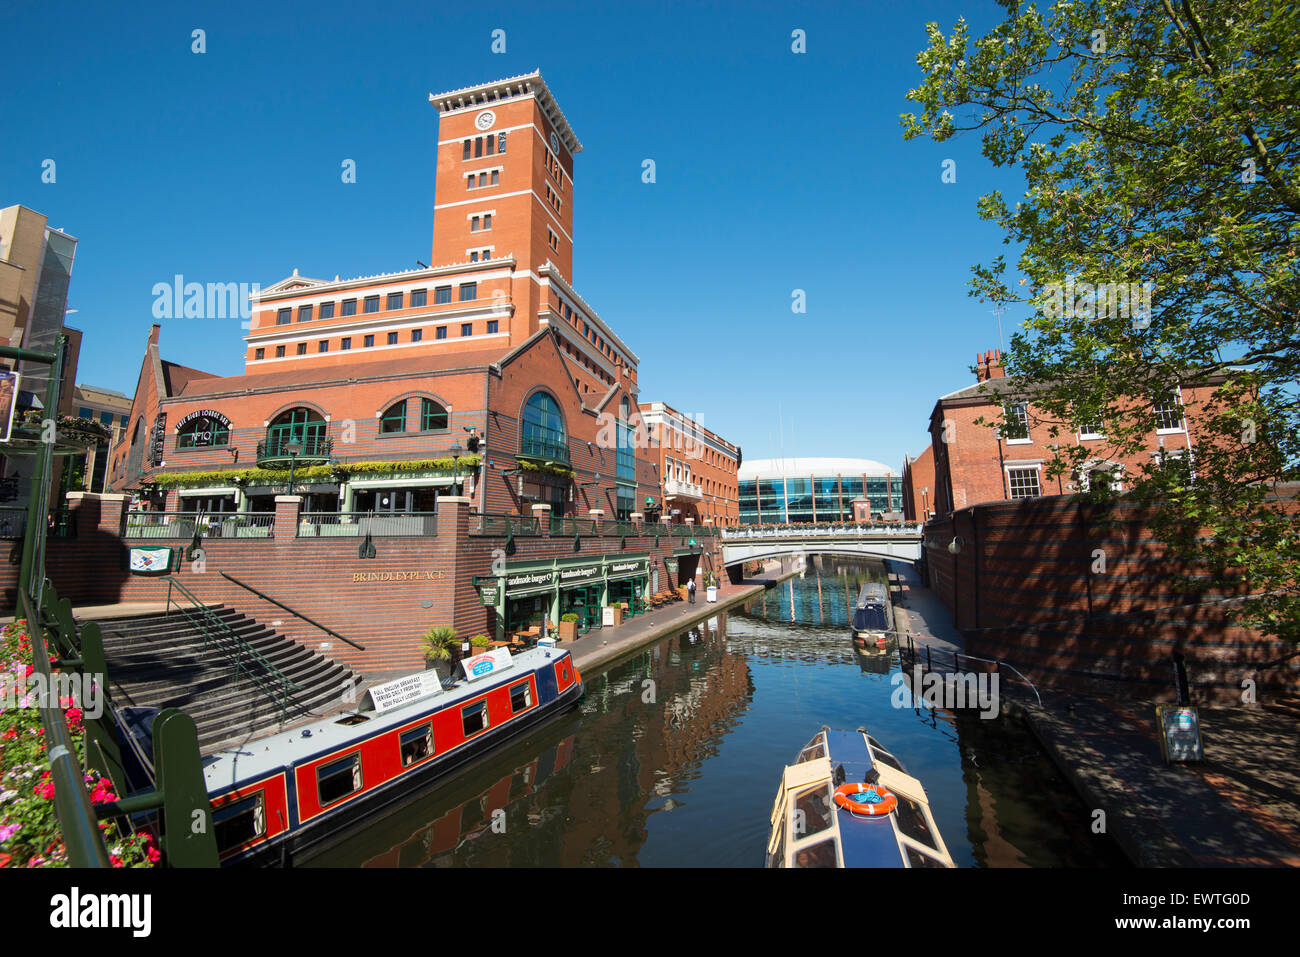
[1078,460,1123,493]
[1002,402,1033,445]
[1006,464,1042,499]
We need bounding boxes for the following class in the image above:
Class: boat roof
[768,728,955,868]
[201,646,568,791]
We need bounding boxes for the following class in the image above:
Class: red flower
[34,781,54,800]
[145,846,160,863]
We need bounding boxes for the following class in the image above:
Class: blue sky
[1,0,1027,471]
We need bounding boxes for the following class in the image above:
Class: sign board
[1156,705,1203,762]
[607,558,648,580]
[461,646,513,683]
[665,557,679,573]
[0,371,19,443]
[505,569,555,596]
[478,581,500,606]
[128,546,174,575]
[363,669,442,713]
[557,563,601,585]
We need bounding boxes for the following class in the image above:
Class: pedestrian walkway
[886,559,964,654]
[1017,694,1300,866]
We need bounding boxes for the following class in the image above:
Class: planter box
[559,620,578,642]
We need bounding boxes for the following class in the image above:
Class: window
[319,301,335,319]
[794,784,835,837]
[297,305,313,322]
[462,139,471,160]
[459,283,476,302]
[434,286,452,304]
[462,701,488,737]
[296,342,307,355]
[436,326,447,339]
[364,334,375,348]
[364,296,380,314]
[521,391,567,463]
[485,133,494,156]
[380,401,406,434]
[276,308,291,325]
[1154,393,1183,432]
[1003,402,1030,442]
[176,414,229,449]
[498,132,506,153]
[275,345,285,358]
[266,407,328,457]
[486,320,498,334]
[387,332,398,345]
[474,137,483,158]
[791,839,837,868]
[411,329,423,342]
[342,299,357,316]
[491,169,499,185]
[509,682,532,714]
[411,289,427,307]
[420,398,448,431]
[341,337,352,350]
[1079,420,1104,439]
[98,410,113,426]
[254,348,264,360]
[1008,467,1041,499]
[387,292,404,310]
[400,724,433,767]
[471,216,480,231]
[460,323,473,337]
[214,793,265,855]
[316,753,362,806]
[319,340,329,353]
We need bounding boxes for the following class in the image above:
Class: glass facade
[738,473,902,523]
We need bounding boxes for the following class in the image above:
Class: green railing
[550,515,597,537]
[163,576,303,727]
[219,571,365,651]
[603,520,637,538]
[470,512,541,537]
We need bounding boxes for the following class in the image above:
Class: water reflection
[311,557,1124,868]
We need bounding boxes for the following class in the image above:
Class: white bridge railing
[721,523,923,540]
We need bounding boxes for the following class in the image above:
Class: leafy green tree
[902,1,1300,643]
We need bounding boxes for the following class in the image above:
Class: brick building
[900,444,936,522]
[637,401,740,528]
[927,348,1224,516]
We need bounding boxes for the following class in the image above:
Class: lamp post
[286,441,303,496]
[449,441,463,497]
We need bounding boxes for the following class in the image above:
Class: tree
[902,1,1300,643]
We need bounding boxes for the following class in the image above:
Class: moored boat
[851,582,891,654]
[118,644,583,866]
[765,726,955,868]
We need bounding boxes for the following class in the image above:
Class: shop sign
[608,558,648,579]
[665,557,679,573]
[557,563,601,584]
[365,669,442,713]
[352,570,444,583]
[505,569,554,595]
[478,581,501,606]
[461,647,514,683]
[175,409,232,447]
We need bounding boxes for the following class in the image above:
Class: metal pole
[18,334,64,610]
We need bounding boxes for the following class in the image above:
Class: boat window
[791,838,838,868]
[906,846,948,869]
[867,735,883,751]
[510,682,533,714]
[214,793,265,853]
[802,732,824,751]
[400,724,433,766]
[894,795,938,849]
[336,714,369,726]
[796,743,825,763]
[462,701,489,737]
[871,749,904,772]
[318,753,363,807]
[794,784,834,838]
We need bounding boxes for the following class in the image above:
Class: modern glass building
[738,457,902,524]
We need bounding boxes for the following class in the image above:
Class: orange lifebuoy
[834,782,897,816]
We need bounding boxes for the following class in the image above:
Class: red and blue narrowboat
[118,644,583,866]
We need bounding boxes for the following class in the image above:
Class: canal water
[311,557,1127,868]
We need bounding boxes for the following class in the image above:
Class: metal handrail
[900,633,1042,707]
[18,588,112,867]
[162,576,303,726]
[219,571,365,650]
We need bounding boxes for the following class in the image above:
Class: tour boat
[118,644,583,866]
[765,727,956,868]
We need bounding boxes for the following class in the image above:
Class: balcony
[664,477,703,502]
[256,434,333,467]
[517,435,570,467]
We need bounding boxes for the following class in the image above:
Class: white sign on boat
[363,669,443,713]
[461,646,513,683]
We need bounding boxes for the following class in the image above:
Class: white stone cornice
[428,70,582,156]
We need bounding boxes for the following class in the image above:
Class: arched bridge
[721,523,923,566]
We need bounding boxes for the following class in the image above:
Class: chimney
[975,348,1005,382]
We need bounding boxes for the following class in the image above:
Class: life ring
[834,782,897,816]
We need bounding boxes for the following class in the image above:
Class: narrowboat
[851,582,891,654]
[765,727,955,868]
[118,644,583,866]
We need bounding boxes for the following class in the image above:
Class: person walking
[687,578,696,604]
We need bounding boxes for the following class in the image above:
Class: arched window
[177,414,230,448]
[420,398,448,432]
[266,407,327,456]
[380,401,406,434]
[520,392,566,462]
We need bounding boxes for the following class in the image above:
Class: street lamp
[286,440,303,495]
[449,441,464,497]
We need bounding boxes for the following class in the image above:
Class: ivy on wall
[148,455,481,489]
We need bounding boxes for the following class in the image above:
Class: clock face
[549,131,560,154]
[475,110,496,131]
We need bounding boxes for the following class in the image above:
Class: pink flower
[0,823,19,842]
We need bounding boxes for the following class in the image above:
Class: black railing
[219,572,365,650]
[518,434,569,465]
[256,434,332,461]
